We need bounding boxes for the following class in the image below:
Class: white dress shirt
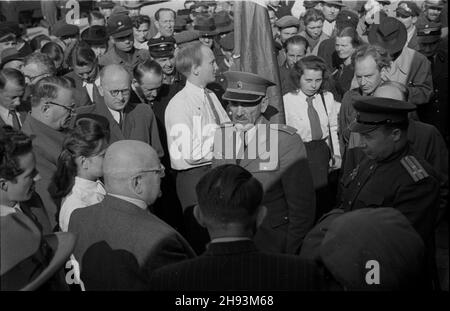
[322,20,336,37]
[107,107,123,124]
[283,90,341,157]
[0,203,23,217]
[59,177,106,232]
[82,76,101,103]
[165,80,230,170]
[0,104,22,127]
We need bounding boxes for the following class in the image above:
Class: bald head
[373,82,408,101]
[103,140,162,205]
[99,64,131,111]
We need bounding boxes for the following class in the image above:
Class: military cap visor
[222,71,275,103]
[417,24,442,43]
[350,96,416,133]
[107,15,133,38]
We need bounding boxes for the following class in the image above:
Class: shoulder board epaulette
[270,124,298,135]
[400,155,429,182]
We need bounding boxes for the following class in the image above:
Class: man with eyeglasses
[21,76,75,232]
[65,43,101,108]
[68,140,195,290]
[99,14,150,76]
[76,64,163,157]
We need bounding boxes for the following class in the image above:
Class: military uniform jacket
[76,99,164,158]
[339,144,440,245]
[98,47,150,75]
[212,120,316,254]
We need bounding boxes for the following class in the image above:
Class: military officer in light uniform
[212,71,316,255]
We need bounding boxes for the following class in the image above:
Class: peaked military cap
[223,71,275,103]
[350,96,416,133]
[275,16,300,29]
[425,0,445,9]
[396,1,421,18]
[107,14,133,38]
[368,17,407,55]
[335,9,359,30]
[416,22,442,43]
[148,36,176,58]
[321,1,345,7]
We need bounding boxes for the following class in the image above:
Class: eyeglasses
[108,88,130,97]
[45,101,75,114]
[140,164,165,177]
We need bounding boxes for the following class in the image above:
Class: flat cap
[320,208,425,290]
[174,29,200,45]
[350,96,416,133]
[396,1,421,18]
[219,31,234,51]
[223,71,275,103]
[51,20,80,38]
[81,25,108,45]
[336,9,359,30]
[147,36,176,58]
[425,0,445,9]
[275,15,300,29]
[368,17,407,55]
[416,21,442,42]
[106,14,133,38]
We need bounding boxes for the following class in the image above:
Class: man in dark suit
[21,76,75,233]
[64,43,102,108]
[69,140,196,290]
[149,164,321,291]
[0,68,27,129]
[76,64,164,157]
[212,71,316,255]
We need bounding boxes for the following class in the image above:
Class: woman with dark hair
[332,26,362,100]
[283,55,341,219]
[52,117,109,232]
[41,41,68,75]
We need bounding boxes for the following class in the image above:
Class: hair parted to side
[154,8,176,21]
[133,15,151,28]
[51,117,109,200]
[0,126,33,181]
[304,8,325,26]
[30,76,74,108]
[336,26,361,48]
[175,41,204,77]
[195,164,263,227]
[41,41,64,68]
[291,55,329,90]
[0,68,25,90]
[354,44,391,72]
[284,34,309,50]
[133,59,162,84]
[68,41,97,68]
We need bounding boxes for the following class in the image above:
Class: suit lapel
[95,100,124,142]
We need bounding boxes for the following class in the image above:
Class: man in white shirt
[165,41,229,211]
[0,68,27,129]
[165,42,229,253]
[69,140,195,290]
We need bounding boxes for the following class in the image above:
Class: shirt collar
[210,237,252,244]
[0,104,12,121]
[108,193,148,210]
[74,177,105,191]
[185,80,206,94]
[0,203,22,216]
[82,76,101,88]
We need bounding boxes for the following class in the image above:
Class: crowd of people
[0,0,448,291]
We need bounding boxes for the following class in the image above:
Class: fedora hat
[368,16,407,55]
[213,11,233,34]
[1,212,76,291]
[81,25,108,45]
[194,15,219,37]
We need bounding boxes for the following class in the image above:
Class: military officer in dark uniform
[212,71,316,255]
[339,96,441,288]
[416,22,448,145]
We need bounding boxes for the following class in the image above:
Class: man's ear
[131,175,142,195]
[260,96,270,113]
[0,178,8,192]
[193,204,207,228]
[391,128,402,142]
[131,78,139,89]
[256,205,267,228]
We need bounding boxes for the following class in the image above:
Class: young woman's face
[299,69,323,96]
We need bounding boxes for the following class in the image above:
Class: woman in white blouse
[283,55,341,192]
[52,117,109,232]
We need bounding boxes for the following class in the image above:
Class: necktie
[9,110,21,130]
[118,112,123,130]
[306,96,323,141]
[205,90,221,125]
[92,84,101,104]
